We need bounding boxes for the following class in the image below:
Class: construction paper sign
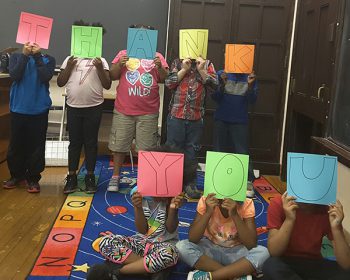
[225,44,255,73]
[179,29,208,59]
[71,26,102,58]
[137,151,184,197]
[127,28,158,60]
[204,151,249,201]
[287,153,337,205]
[16,12,53,49]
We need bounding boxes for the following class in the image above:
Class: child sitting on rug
[176,193,269,280]
[262,192,350,280]
[87,146,197,280]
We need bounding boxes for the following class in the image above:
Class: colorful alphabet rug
[27,156,329,280]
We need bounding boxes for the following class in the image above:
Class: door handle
[311,84,326,101]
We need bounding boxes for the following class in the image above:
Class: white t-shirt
[60,57,109,108]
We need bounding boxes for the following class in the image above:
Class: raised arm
[188,193,218,243]
[132,192,148,234]
[9,43,31,82]
[246,71,258,104]
[211,71,226,102]
[153,56,169,83]
[109,55,128,81]
[222,198,257,249]
[57,56,77,87]
[267,192,298,256]
[31,43,55,83]
[329,200,350,270]
[93,58,111,90]
[196,57,218,94]
[165,193,185,233]
[165,59,190,90]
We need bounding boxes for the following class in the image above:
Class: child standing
[165,57,218,199]
[107,24,169,192]
[176,193,269,280]
[3,42,55,193]
[212,71,258,198]
[263,192,350,280]
[57,21,111,194]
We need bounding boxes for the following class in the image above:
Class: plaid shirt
[165,59,218,120]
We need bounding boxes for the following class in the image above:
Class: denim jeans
[213,120,255,181]
[166,115,203,162]
[176,238,269,273]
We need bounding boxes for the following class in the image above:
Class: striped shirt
[165,59,218,120]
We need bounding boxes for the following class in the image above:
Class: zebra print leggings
[98,234,179,273]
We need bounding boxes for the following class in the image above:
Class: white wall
[338,162,350,232]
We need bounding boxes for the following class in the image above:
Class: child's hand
[66,56,78,69]
[282,191,298,221]
[181,58,191,72]
[154,56,162,69]
[93,57,104,71]
[196,56,206,71]
[170,192,185,209]
[118,55,129,67]
[248,71,256,87]
[131,191,143,209]
[205,193,219,215]
[22,42,32,56]
[31,43,41,55]
[221,198,239,217]
[220,72,228,83]
[329,200,344,229]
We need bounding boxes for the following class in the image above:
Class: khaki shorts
[108,110,159,153]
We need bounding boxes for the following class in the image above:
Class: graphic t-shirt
[60,57,109,108]
[267,195,333,259]
[197,197,255,247]
[136,198,178,243]
[112,50,168,115]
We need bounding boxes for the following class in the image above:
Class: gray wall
[1,0,169,65]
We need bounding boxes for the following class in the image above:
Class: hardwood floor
[0,161,67,280]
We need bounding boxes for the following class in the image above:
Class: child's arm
[31,43,55,83]
[188,193,219,243]
[267,192,298,256]
[9,44,31,82]
[57,56,77,87]
[132,192,148,234]
[211,71,226,102]
[109,55,128,81]
[165,193,185,233]
[329,200,350,270]
[165,59,190,90]
[154,56,169,83]
[196,57,219,94]
[222,198,257,249]
[93,58,111,90]
[246,72,258,104]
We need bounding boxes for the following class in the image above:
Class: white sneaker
[187,270,211,280]
[246,181,255,198]
[236,276,252,280]
[107,175,120,192]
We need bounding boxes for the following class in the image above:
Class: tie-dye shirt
[136,198,178,243]
[197,197,255,247]
[112,50,168,115]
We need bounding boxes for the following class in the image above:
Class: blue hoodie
[9,52,55,115]
[211,70,258,124]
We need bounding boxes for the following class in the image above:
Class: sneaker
[246,181,255,198]
[185,184,201,199]
[187,270,212,280]
[63,174,78,194]
[85,174,97,194]
[3,177,26,189]
[236,276,253,280]
[27,182,40,193]
[107,175,120,192]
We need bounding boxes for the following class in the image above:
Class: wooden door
[163,0,294,174]
[282,0,343,178]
